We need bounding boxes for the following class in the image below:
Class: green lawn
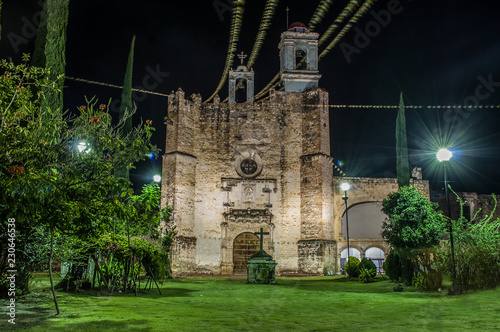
[2,275,499,331]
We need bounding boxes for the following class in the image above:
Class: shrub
[384,251,402,282]
[344,257,360,278]
[412,274,425,289]
[359,267,377,283]
[360,258,377,278]
[439,193,500,289]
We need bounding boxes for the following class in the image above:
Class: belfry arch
[229,52,254,103]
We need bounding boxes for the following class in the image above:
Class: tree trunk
[93,255,109,290]
[49,228,60,315]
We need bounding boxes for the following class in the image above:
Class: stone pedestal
[247,249,277,284]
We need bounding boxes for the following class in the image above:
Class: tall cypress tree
[396,92,410,187]
[119,35,135,136]
[115,35,136,180]
[32,0,70,113]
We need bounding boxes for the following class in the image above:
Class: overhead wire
[64,77,500,111]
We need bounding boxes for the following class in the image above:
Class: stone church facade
[161,23,429,275]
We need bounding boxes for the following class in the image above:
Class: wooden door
[233,233,259,274]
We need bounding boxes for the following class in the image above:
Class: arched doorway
[340,248,361,270]
[233,232,259,274]
[365,247,385,274]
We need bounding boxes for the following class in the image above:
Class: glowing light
[153,175,161,183]
[77,142,90,153]
[436,148,452,162]
[341,182,350,191]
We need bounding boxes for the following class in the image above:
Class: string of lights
[317,0,362,46]
[246,0,280,70]
[222,0,280,103]
[256,0,373,101]
[308,0,335,32]
[244,0,335,101]
[66,76,500,110]
[205,0,246,103]
[65,74,500,177]
[319,0,377,60]
[319,104,500,109]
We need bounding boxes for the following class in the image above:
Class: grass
[1,275,499,331]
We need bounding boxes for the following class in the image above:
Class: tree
[116,35,136,180]
[32,0,70,114]
[382,186,447,289]
[396,92,410,187]
[0,57,157,313]
[119,35,135,136]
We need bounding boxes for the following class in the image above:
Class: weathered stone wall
[433,191,500,222]
[332,176,430,272]
[162,88,200,272]
[163,87,334,275]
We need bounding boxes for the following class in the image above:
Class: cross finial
[254,227,269,251]
[237,51,247,65]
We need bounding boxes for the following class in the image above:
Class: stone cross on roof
[254,227,269,251]
[237,51,247,65]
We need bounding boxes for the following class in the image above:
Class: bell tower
[229,52,255,103]
[279,22,321,92]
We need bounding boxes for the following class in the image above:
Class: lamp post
[341,182,351,270]
[436,148,457,293]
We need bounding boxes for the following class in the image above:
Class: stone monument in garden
[247,228,277,284]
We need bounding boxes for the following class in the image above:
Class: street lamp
[153,174,161,183]
[341,182,351,271]
[436,148,457,293]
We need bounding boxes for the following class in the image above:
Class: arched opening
[295,48,307,70]
[235,78,248,103]
[233,232,259,274]
[341,202,385,239]
[340,248,361,270]
[365,247,385,274]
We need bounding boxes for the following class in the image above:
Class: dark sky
[2,0,500,194]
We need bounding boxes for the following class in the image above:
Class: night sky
[2,0,500,194]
